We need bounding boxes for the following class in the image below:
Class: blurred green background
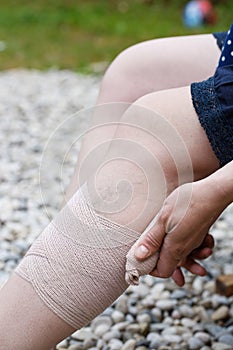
[0,0,232,73]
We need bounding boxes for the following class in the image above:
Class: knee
[98,44,146,103]
[98,40,165,104]
[115,90,181,177]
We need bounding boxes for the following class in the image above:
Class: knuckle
[173,246,186,259]
[144,232,161,250]
[158,208,169,225]
[158,201,173,225]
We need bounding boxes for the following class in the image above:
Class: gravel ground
[0,69,233,350]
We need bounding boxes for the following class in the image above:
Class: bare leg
[0,86,219,349]
[0,36,220,349]
[0,274,74,350]
[66,34,219,199]
[97,34,219,104]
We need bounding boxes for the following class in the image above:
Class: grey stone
[115,295,128,314]
[94,324,111,337]
[121,339,136,350]
[212,306,229,321]
[135,339,150,347]
[147,332,163,344]
[151,307,162,321]
[212,342,233,350]
[204,324,224,336]
[172,309,181,319]
[188,336,204,349]
[170,289,188,300]
[136,313,151,324]
[91,316,112,329]
[192,278,203,294]
[68,344,84,350]
[163,334,182,344]
[72,328,95,341]
[83,339,95,348]
[151,282,165,299]
[211,295,229,309]
[57,339,68,348]
[218,334,233,347]
[158,346,172,350]
[181,317,197,328]
[216,330,232,339]
[128,306,138,316]
[108,338,123,350]
[150,323,167,332]
[112,321,130,331]
[111,310,125,323]
[130,283,150,298]
[225,318,233,327]
[102,330,121,342]
[156,299,177,311]
[96,339,106,349]
[179,304,195,318]
[126,323,140,333]
[139,322,150,335]
[194,332,211,344]
[102,307,114,317]
[125,314,134,323]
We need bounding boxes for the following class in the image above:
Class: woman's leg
[0,273,74,349]
[0,85,219,349]
[66,33,220,200]
[97,34,219,104]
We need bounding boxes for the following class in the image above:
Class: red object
[198,0,217,24]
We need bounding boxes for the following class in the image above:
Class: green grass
[0,0,232,72]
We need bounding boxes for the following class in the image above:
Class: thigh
[98,34,220,103]
[133,86,219,180]
[66,35,220,200]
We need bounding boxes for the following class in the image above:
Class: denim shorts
[191,31,233,166]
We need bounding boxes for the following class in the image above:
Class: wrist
[205,163,233,208]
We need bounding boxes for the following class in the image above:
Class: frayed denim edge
[191,76,233,167]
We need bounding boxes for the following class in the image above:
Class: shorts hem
[191,76,233,167]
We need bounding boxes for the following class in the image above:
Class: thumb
[134,214,166,260]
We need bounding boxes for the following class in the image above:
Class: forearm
[206,160,233,207]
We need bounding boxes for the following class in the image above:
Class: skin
[0,34,222,349]
[135,160,233,286]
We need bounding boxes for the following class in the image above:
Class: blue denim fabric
[191,25,233,166]
[191,75,233,167]
[213,31,227,50]
[215,65,233,126]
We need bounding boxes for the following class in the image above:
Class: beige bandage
[125,221,159,285]
[15,184,141,329]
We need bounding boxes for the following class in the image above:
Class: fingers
[150,242,182,278]
[191,247,212,260]
[182,257,207,276]
[134,215,166,260]
[190,233,214,260]
[203,233,215,249]
[171,267,185,287]
[150,256,206,287]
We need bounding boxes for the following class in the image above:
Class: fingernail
[135,245,149,259]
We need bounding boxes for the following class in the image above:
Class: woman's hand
[134,178,228,285]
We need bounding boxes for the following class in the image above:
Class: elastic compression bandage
[15,183,158,329]
[125,224,159,286]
